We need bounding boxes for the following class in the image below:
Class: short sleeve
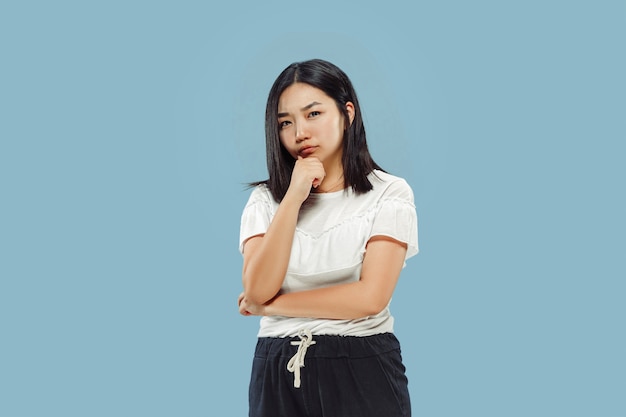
[239,186,273,254]
[369,179,419,261]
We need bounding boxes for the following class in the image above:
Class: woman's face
[277,83,354,168]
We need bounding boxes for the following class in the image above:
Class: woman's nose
[295,122,309,143]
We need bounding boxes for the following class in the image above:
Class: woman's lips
[298,146,317,157]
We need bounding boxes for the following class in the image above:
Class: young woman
[238,59,418,417]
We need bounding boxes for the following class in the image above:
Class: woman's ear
[345,101,355,126]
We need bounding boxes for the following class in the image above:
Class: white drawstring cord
[286,329,316,388]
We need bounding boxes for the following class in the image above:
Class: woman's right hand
[285,156,325,204]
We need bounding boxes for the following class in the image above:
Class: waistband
[254,332,400,360]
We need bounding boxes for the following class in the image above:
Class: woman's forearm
[242,195,301,304]
[242,157,330,305]
[262,237,407,320]
[264,281,388,320]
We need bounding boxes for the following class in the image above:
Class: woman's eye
[279,120,291,129]
[308,111,320,118]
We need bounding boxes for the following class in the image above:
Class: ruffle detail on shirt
[288,196,418,275]
[368,197,419,260]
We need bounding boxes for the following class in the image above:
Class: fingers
[291,156,325,194]
[239,302,251,316]
[238,292,251,316]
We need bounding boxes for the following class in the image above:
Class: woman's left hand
[238,292,266,316]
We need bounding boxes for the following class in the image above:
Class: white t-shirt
[239,170,418,338]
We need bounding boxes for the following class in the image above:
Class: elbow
[361,291,391,317]
[347,299,387,319]
[242,272,277,306]
[241,268,259,304]
[366,301,388,317]
[243,289,272,306]
[246,295,268,306]
[354,304,386,320]
[242,279,264,305]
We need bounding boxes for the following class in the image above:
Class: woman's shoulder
[244,183,275,208]
[368,170,414,201]
[369,169,407,184]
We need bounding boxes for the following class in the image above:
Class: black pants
[249,333,411,417]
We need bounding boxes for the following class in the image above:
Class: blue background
[1,1,625,416]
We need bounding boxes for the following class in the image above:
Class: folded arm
[241,197,300,305]
[239,235,408,320]
[242,157,329,305]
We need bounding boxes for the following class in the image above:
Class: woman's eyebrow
[277,101,322,118]
[300,101,321,111]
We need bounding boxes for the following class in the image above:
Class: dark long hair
[252,59,383,202]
